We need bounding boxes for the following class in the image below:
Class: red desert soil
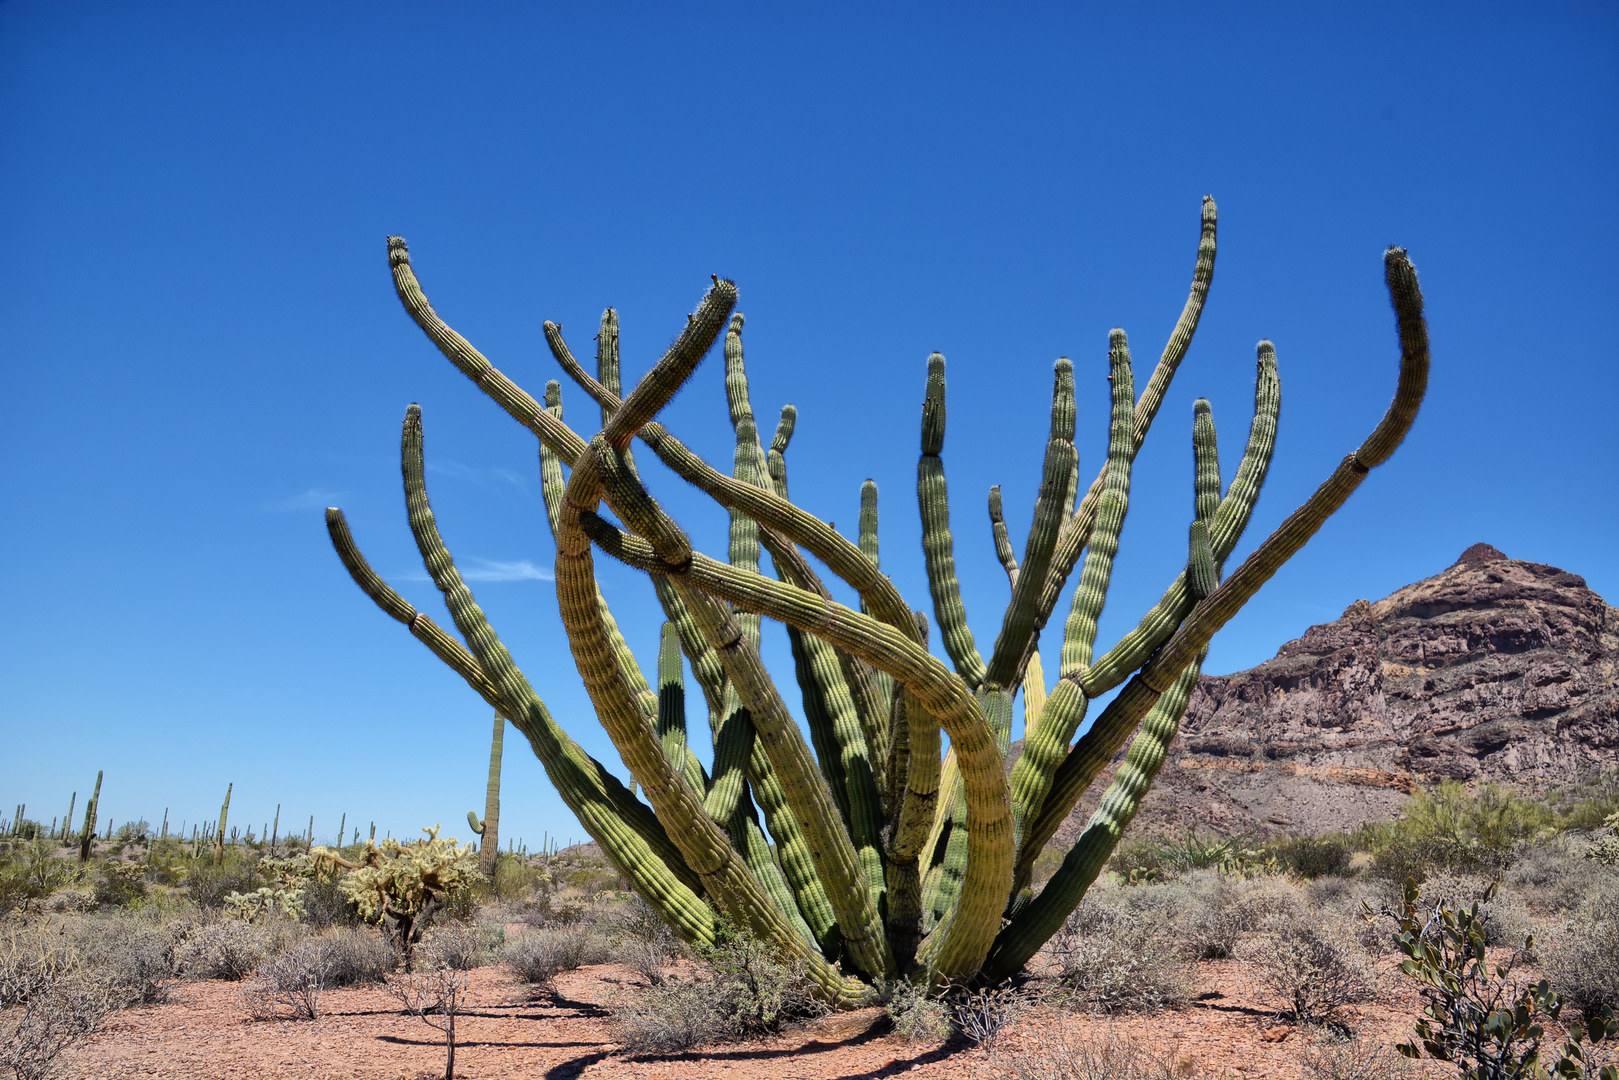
[60,960,1443,1080]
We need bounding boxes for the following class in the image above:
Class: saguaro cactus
[467,710,504,878]
[213,782,232,867]
[78,771,102,864]
[328,199,1430,1000]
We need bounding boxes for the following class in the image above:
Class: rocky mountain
[1055,544,1618,845]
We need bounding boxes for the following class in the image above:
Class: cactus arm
[596,308,621,429]
[1079,341,1281,696]
[984,358,1078,688]
[1188,521,1217,599]
[1193,398,1222,525]
[467,811,484,835]
[883,612,938,967]
[558,434,863,1003]
[1010,197,1218,684]
[982,649,1207,981]
[386,410,716,934]
[583,516,1012,979]
[917,353,988,687]
[857,479,897,715]
[1006,334,1134,843]
[388,237,585,464]
[988,486,1018,589]
[731,790,818,948]
[991,248,1427,976]
[1060,332,1136,676]
[1023,651,1048,732]
[588,432,895,980]
[768,406,796,498]
[543,319,919,645]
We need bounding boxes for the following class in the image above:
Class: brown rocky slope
[1054,544,1618,845]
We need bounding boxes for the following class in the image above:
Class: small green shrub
[1272,836,1353,879]
[882,977,949,1042]
[1544,879,1619,1023]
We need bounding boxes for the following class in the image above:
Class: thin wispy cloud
[462,558,553,582]
[261,487,346,513]
[394,557,553,584]
[427,461,528,491]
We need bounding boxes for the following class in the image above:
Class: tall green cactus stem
[768,406,796,498]
[78,771,102,864]
[917,353,988,687]
[337,207,1426,1000]
[859,480,880,569]
[213,782,232,866]
[1013,197,1220,687]
[988,486,1018,588]
[472,711,503,877]
[985,358,1077,688]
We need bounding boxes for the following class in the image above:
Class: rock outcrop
[1054,545,1618,843]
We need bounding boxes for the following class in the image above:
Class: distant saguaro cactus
[466,710,503,878]
[78,771,102,863]
[327,199,1430,1001]
[213,782,232,867]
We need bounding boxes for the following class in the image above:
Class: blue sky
[2,3,1615,850]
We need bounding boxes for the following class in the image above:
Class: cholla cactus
[327,198,1430,1001]
[223,886,307,923]
[306,826,478,964]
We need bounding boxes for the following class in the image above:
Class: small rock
[1260,1024,1292,1043]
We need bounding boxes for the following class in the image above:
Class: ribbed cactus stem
[78,772,101,864]
[213,782,231,867]
[768,406,796,498]
[988,485,1018,588]
[596,308,620,429]
[917,353,987,687]
[478,710,503,877]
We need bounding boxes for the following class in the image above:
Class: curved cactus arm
[988,486,1018,589]
[559,435,863,1003]
[1012,197,1219,684]
[883,612,938,968]
[535,384,663,729]
[1007,334,1134,843]
[991,248,1428,978]
[467,811,484,835]
[747,734,841,957]
[545,317,919,644]
[731,788,817,948]
[767,406,796,498]
[917,353,988,687]
[984,359,1077,688]
[982,649,1207,982]
[651,574,729,724]
[582,515,1012,980]
[703,688,756,825]
[331,468,709,942]
[1079,341,1280,696]
[390,238,585,464]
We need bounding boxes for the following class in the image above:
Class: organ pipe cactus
[327,198,1430,1000]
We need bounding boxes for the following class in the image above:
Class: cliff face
[1056,545,1619,843]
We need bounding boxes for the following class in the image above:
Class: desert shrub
[316,927,395,986]
[0,840,77,915]
[609,927,826,1053]
[1543,879,1619,1022]
[183,855,260,909]
[1272,835,1354,879]
[242,938,330,1021]
[172,919,271,980]
[301,875,360,929]
[1109,831,1280,883]
[1183,871,1307,959]
[91,862,149,908]
[882,977,949,1042]
[991,1024,1186,1080]
[1047,898,1192,1013]
[1501,842,1603,914]
[64,916,172,1005]
[42,890,95,915]
[1369,781,1560,880]
[1298,1031,1422,1080]
[1235,918,1379,1025]
[0,969,112,1080]
[945,983,1029,1049]
[597,895,682,986]
[1307,877,1395,952]
[418,923,489,971]
[502,925,610,986]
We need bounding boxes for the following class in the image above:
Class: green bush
[1544,879,1619,1024]
[1272,836,1353,879]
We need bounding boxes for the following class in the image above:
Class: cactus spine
[331,202,1429,998]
